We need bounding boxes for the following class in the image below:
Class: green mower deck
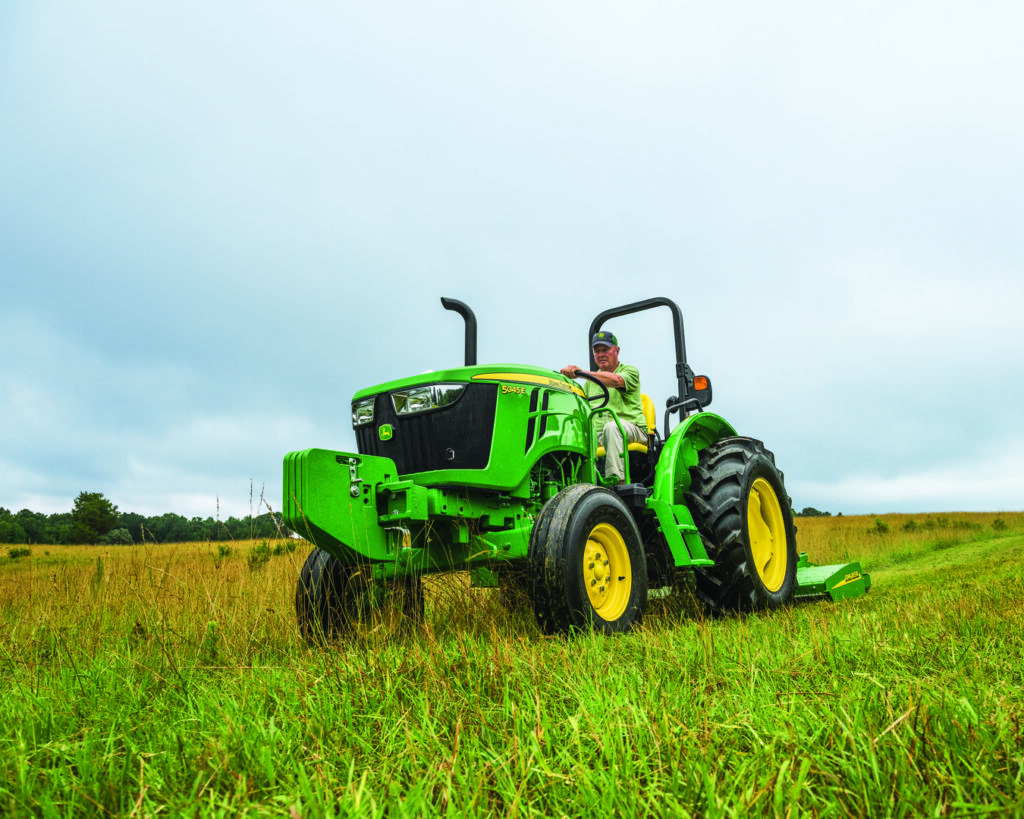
[794,552,872,602]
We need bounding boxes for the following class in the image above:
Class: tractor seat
[596,393,657,457]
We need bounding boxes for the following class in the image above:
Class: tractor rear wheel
[528,484,647,635]
[684,437,797,613]
[295,548,424,643]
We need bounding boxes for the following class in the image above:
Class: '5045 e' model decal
[472,372,585,397]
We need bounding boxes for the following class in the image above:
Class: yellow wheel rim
[747,477,788,592]
[583,522,632,621]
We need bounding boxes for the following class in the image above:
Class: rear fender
[646,412,737,568]
[653,412,737,503]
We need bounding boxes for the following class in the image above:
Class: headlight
[391,384,466,416]
[352,397,375,427]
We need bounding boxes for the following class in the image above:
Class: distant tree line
[0,491,291,545]
[797,507,834,517]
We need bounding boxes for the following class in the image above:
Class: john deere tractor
[284,296,869,639]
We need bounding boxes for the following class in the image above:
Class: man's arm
[559,365,626,389]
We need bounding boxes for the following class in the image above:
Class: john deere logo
[378,424,393,441]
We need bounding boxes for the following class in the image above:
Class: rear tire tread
[685,437,797,614]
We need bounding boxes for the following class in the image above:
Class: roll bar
[587,296,702,434]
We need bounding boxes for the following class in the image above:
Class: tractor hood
[351,364,584,404]
[350,364,588,485]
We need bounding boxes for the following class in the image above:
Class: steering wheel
[573,370,610,410]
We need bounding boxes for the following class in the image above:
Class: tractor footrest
[612,483,649,511]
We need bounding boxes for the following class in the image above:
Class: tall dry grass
[793,509,1021,566]
[1,514,1022,815]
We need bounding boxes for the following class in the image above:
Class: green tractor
[283,296,869,640]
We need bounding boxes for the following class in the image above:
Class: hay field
[1,512,1022,816]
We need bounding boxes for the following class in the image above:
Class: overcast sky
[2,1,1022,522]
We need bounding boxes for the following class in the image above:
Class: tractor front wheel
[295,548,424,643]
[528,484,647,635]
[685,437,797,613]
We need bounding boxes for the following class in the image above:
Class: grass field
[1,511,1023,817]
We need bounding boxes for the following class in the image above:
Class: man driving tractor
[560,330,648,484]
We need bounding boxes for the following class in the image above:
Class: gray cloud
[2,1,1022,518]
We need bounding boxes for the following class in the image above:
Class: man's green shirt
[583,363,648,433]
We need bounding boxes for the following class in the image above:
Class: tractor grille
[355,383,497,475]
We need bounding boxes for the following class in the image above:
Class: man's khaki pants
[598,420,648,484]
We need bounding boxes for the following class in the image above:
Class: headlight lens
[352,397,375,427]
[392,384,466,416]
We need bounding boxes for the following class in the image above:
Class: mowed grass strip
[1,513,1022,817]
